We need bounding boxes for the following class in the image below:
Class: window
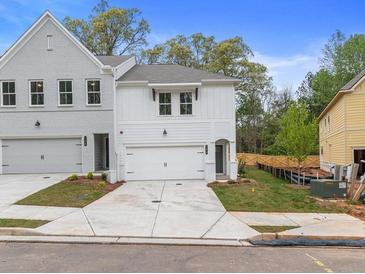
[87,80,101,105]
[159,93,171,115]
[1,81,16,106]
[47,35,53,51]
[30,81,44,106]
[59,80,73,106]
[180,92,192,115]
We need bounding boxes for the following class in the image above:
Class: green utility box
[310,179,347,198]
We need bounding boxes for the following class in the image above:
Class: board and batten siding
[319,84,365,170]
[0,18,115,175]
[115,83,237,181]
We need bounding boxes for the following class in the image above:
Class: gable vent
[47,35,53,51]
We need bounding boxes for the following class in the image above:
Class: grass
[0,219,49,228]
[16,181,112,208]
[211,167,346,213]
[249,225,299,233]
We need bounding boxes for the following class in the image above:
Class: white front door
[125,146,205,180]
[2,138,82,174]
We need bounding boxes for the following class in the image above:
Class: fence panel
[237,153,319,168]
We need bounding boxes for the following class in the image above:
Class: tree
[63,0,150,55]
[274,102,318,170]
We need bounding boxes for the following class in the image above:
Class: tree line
[63,0,365,163]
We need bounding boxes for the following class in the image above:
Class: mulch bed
[207,178,256,187]
[64,176,125,191]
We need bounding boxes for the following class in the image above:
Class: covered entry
[354,149,365,177]
[215,139,230,179]
[125,145,205,181]
[1,138,82,174]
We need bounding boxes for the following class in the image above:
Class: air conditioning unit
[310,179,347,199]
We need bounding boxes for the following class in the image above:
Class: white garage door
[126,146,205,180]
[2,138,82,174]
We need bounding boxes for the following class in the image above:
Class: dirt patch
[64,176,125,191]
[207,178,256,187]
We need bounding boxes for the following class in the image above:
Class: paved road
[0,243,365,272]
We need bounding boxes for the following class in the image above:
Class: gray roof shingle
[96,55,133,67]
[118,64,239,83]
[341,68,365,90]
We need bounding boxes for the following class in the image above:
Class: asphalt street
[0,242,364,272]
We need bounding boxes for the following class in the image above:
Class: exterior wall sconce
[35,120,40,127]
[195,88,199,100]
[120,130,123,134]
[152,89,156,101]
[84,136,87,147]
[163,129,167,136]
[205,145,208,155]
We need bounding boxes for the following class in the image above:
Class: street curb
[0,235,251,247]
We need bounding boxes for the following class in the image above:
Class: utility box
[310,179,347,199]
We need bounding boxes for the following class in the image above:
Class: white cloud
[252,51,320,92]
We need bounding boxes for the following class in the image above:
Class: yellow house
[319,71,365,177]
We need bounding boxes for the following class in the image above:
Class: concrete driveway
[0,174,67,208]
[36,180,259,239]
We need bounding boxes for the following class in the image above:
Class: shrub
[238,160,246,176]
[68,174,79,181]
[86,172,94,180]
[101,172,108,181]
[97,181,106,189]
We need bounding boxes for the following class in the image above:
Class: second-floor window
[59,80,73,106]
[159,93,171,115]
[87,80,101,105]
[1,81,16,106]
[180,92,192,115]
[30,80,44,106]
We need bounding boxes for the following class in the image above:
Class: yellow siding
[319,87,365,166]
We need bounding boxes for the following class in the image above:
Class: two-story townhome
[0,11,239,182]
[319,70,365,177]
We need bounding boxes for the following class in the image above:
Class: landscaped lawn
[16,176,122,208]
[249,225,299,233]
[211,167,346,213]
[0,219,49,228]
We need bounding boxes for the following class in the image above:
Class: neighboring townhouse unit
[0,11,239,182]
[319,70,365,177]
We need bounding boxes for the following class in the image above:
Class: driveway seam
[82,209,96,236]
[200,211,227,238]
[150,181,166,237]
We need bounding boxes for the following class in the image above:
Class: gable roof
[0,10,104,70]
[117,64,240,83]
[340,68,365,90]
[96,55,133,67]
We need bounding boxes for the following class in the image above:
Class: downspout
[113,69,119,182]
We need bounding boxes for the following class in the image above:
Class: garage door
[2,138,82,174]
[126,146,205,180]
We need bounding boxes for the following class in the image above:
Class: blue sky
[0,0,364,91]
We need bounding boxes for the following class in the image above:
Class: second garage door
[2,138,82,174]
[126,146,205,180]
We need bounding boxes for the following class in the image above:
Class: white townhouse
[0,11,239,182]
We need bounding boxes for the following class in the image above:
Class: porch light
[152,89,156,101]
[35,120,40,127]
[163,129,167,135]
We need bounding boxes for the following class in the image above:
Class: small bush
[68,174,79,181]
[101,172,108,181]
[97,181,106,189]
[86,172,94,180]
[238,159,246,176]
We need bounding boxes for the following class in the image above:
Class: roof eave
[318,89,352,120]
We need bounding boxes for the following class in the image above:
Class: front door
[215,145,224,174]
[105,137,109,169]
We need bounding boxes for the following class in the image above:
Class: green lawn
[249,225,299,233]
[0,219,49,228]
[16,181,114,208]
[211,167,346,213]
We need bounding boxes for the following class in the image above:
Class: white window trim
[158,92,172,116]
[0,80,16,108]
[58,79,73,107]
[86,79,102,106]
[29,80,45,107]
[179,91,193,116]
